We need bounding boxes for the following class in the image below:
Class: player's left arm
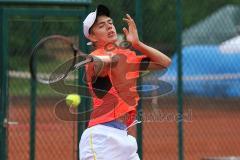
[123,14,171,70]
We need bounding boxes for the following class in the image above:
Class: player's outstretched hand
[122,14,140,48]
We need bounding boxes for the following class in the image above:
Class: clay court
[7,96,240,160]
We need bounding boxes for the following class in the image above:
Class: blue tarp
[160,45,240,97]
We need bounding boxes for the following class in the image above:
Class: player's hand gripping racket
[29,35,96,84]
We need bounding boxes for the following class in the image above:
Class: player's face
[89,16,117,47]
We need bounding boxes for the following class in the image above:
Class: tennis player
[79,4,171,160]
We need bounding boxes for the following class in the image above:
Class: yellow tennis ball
[65,94,81,108]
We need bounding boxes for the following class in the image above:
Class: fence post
[135,0,143,159]
[77,6,90,160]
[30,16,41,160]
[176,0,184,160]
[0,8,8,160]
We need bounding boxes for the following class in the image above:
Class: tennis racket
[29,35,96,84]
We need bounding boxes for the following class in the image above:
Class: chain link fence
[92,1,240,159]
[181,3,240,160]
[1,0,240,160]
[3,7,87,160]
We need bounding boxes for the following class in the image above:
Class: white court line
[8,70,75,80]
[159,73,240,81]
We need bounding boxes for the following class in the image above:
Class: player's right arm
[89,53,119,77]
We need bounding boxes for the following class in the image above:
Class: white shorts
[79,124,140,160]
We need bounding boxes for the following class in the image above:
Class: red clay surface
[7,96,240,160]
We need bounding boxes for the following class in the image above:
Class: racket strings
[31,35,91,84]
[34,37,76,84]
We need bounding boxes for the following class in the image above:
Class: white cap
[83,5,110,43]
[83,11,97,39]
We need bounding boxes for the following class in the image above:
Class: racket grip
[92,55,112,63]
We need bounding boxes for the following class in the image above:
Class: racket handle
[92,55,113,63]
[92,55,120,67]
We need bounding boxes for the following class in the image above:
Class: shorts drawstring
[124,120,142,131]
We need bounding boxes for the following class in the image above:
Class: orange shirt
[85,47,149,127]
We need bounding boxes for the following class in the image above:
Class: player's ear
[88,32,97,43]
